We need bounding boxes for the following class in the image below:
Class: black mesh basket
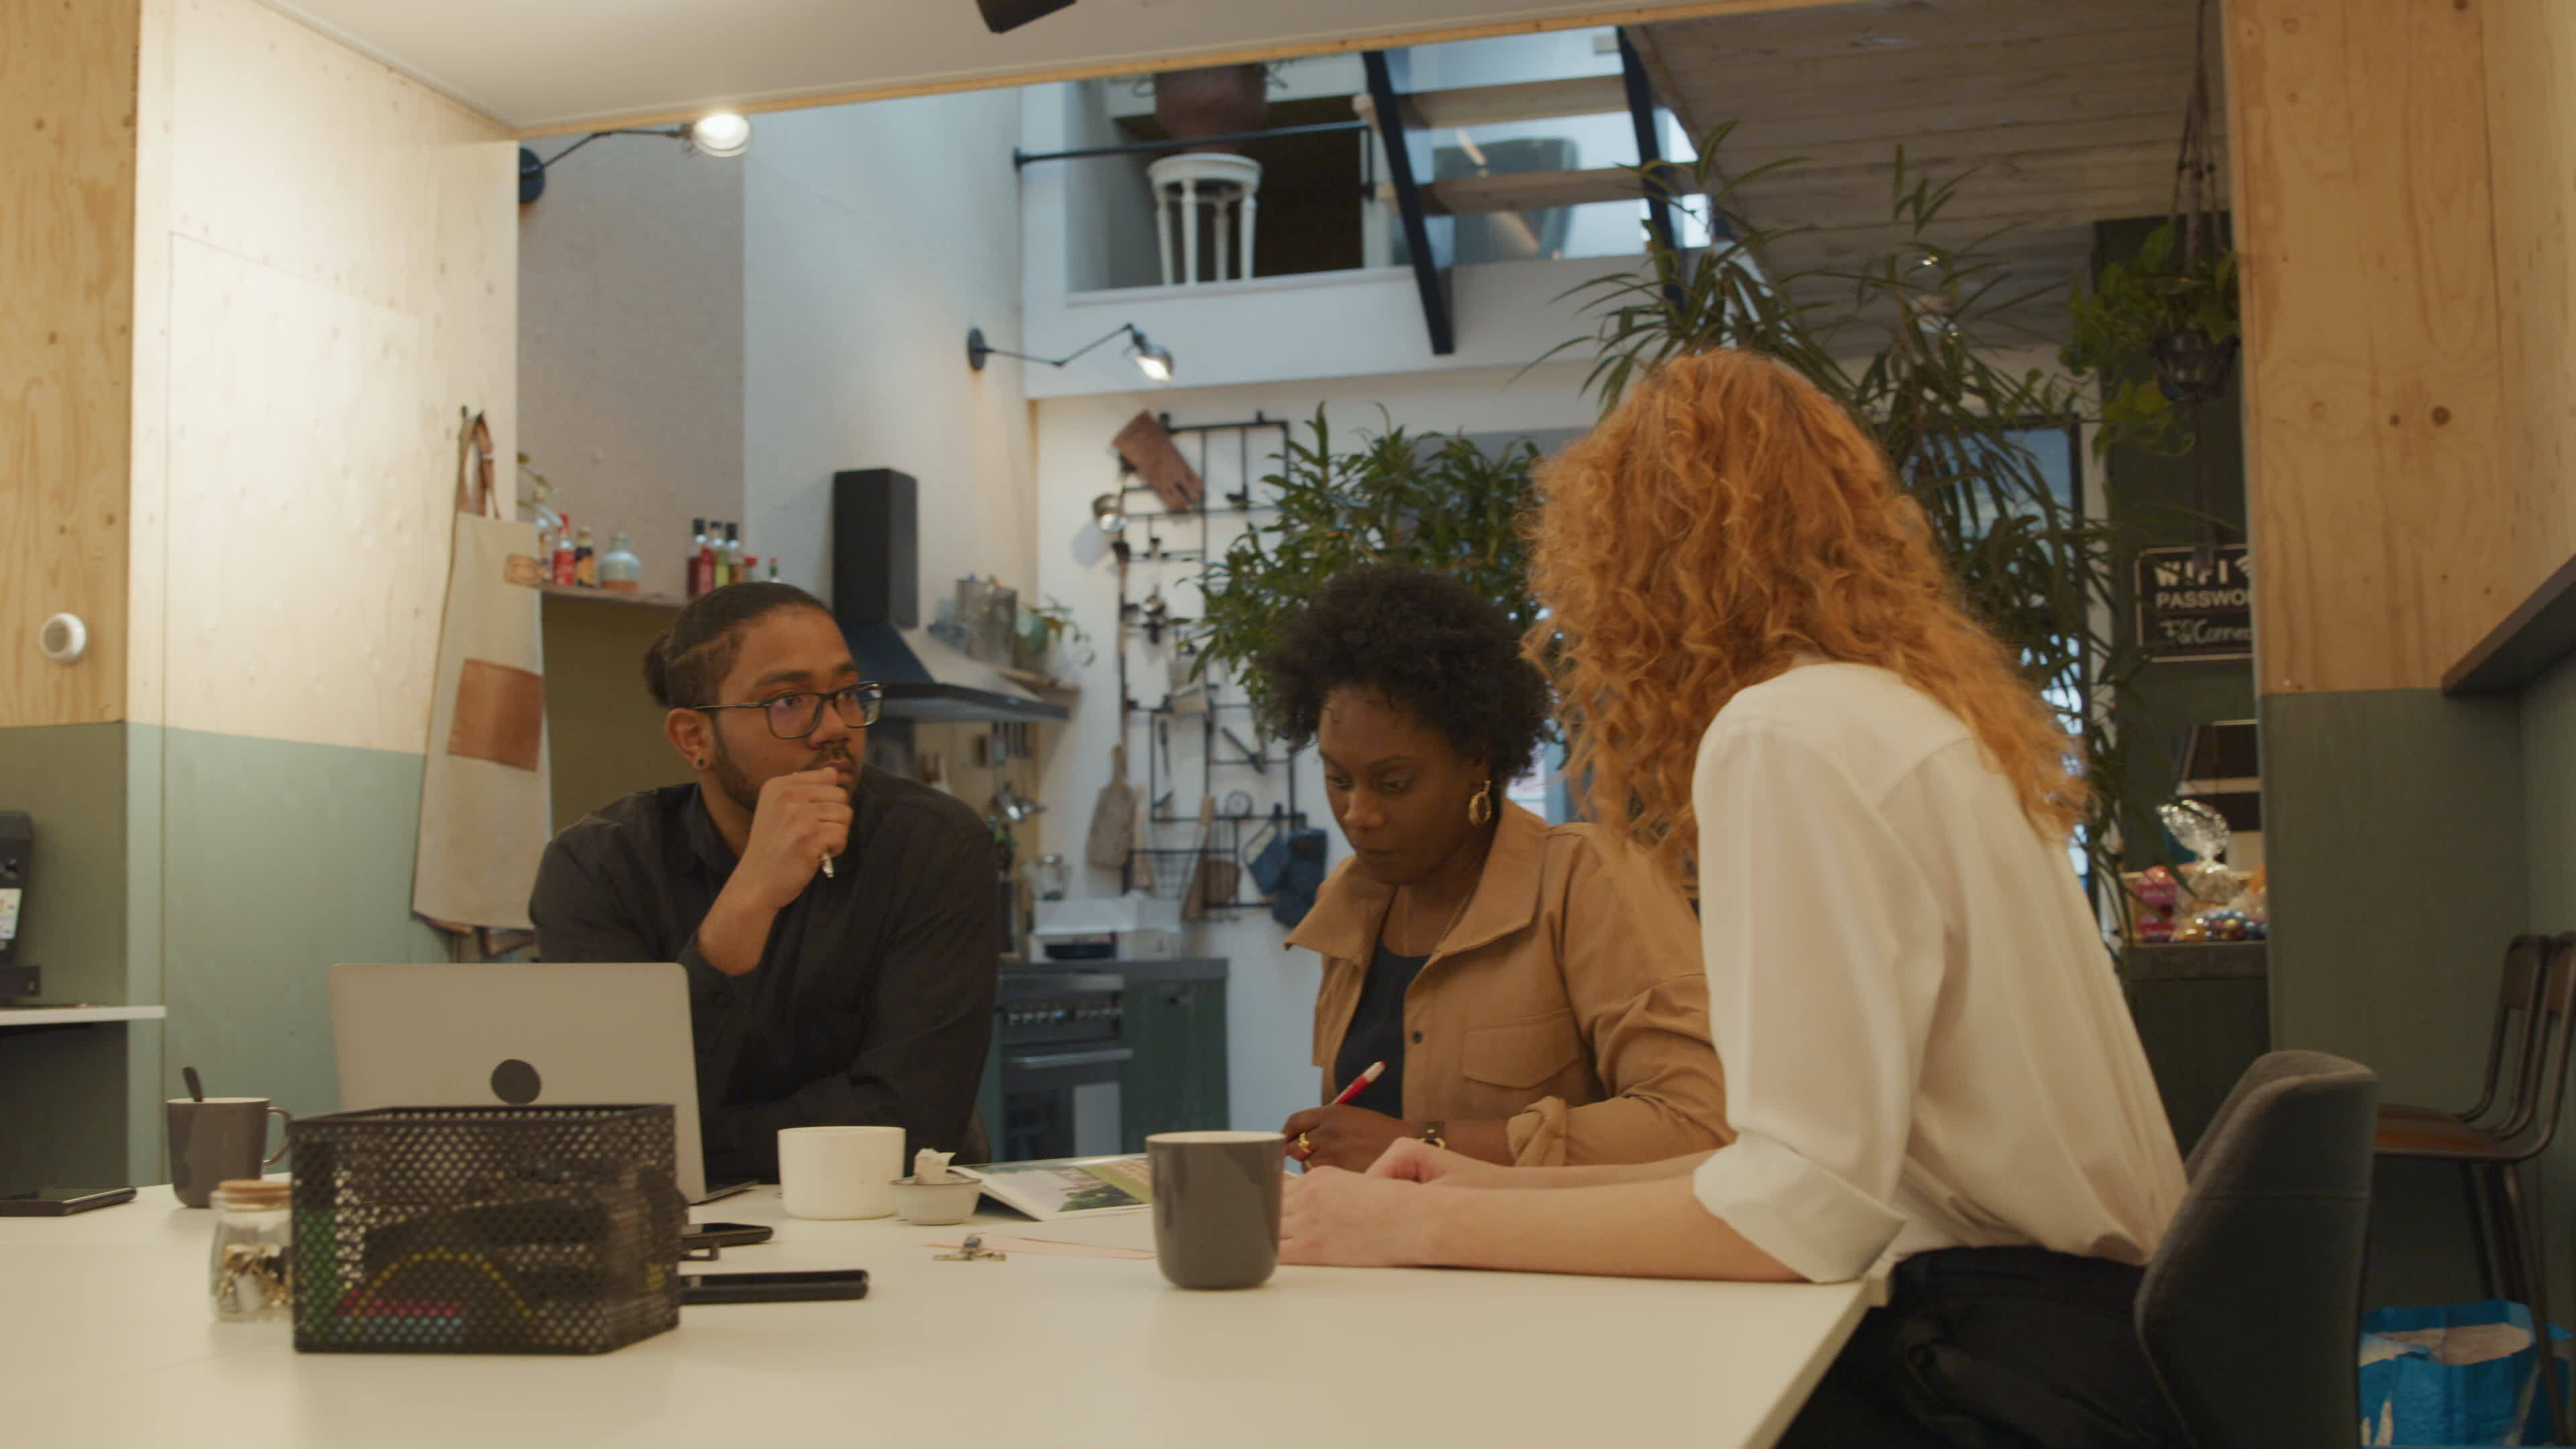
[288,1104,684,1355]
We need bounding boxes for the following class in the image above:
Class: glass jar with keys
[208,1179,292,1323]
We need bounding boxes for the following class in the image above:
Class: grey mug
[167,1097,290,1208]
[1148,1130,1284,1290]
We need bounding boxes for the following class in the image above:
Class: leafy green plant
[1191,409,1542,723]
[2061,220,2241,457]
[1552,130,2168,910]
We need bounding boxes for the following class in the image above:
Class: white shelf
[0,1005,166,1028]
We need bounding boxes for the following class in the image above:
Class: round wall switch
[38,613,86,664]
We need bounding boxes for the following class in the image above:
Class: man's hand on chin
[1279,1166,1442,1269]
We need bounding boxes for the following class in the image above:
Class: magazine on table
[957,1153,1154,1221]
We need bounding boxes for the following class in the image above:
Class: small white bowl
[890,1175,982,1226]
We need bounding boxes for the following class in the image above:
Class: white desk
[0,1004,166,1027]
[1,1185,1870,1448]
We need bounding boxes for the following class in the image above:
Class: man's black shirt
[530,771,998,1183]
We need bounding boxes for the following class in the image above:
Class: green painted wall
[2263,687,2528,1308]
[0,722,444,1192]
[2520,655,2576,1330]
[0,723,133,1194]
[2094,215,2257,864]
[541,592,691,830]
[157,728,445,1136]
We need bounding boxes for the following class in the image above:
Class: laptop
[329,961,728,1203]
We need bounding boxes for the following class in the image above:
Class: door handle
[1004,1047,1136,1071]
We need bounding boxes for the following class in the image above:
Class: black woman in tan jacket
[1265,566,1730,1173]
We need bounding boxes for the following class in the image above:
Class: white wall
[1020,80,1629,399]
[1033,362,1602,1134]
[519,131,745,600]
[743,92,1036,615]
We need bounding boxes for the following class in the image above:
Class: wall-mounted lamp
[967,323,1174,384]
[518,112,753,205]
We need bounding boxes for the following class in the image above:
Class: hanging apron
[413,410,551,935]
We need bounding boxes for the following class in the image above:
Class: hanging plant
[2060,0,2240,459]
[2061,225,2241,458]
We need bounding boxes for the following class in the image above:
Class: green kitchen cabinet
[1122,973,1230,1152]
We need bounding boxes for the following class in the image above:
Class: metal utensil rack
[1114,413,1308,914]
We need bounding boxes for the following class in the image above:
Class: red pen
[1328,1060,1386,1108]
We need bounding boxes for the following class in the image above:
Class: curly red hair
[1527,349,2085,894]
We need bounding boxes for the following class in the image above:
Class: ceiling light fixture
[967,323,1175,384]
[517,112,755,204]
[682,112,753,158]
[976,0,1078,34]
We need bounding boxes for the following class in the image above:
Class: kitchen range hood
[832,468,1068,724]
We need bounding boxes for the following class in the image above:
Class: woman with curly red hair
[1280,350,2188,1448]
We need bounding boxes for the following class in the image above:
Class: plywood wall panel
[2226,0,2512,694]
[139,0,516,752]
[1,0,137,729]
[2485,1,2576,608]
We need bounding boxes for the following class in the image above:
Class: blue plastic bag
[2359,1299,2570,1445]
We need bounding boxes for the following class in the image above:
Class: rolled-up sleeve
[692,820,998,1173]
[1506,836,1731,1167]
[1687,718,1940,1283]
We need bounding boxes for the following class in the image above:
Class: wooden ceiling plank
[1654,28,2204,105]
[1645,0,2200,68]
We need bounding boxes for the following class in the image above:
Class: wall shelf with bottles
[538,584,688,612]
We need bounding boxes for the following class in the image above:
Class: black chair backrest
[2498,934,2576,1154]
[2465,934,2549,1127]
[2139,1049,2379,1449]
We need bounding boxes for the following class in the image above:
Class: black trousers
[1778,1246,2190,1449]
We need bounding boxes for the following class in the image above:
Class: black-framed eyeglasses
[694,682,885,739]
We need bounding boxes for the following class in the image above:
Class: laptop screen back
[329,961,706,1201]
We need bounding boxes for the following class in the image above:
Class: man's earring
[1468,780,1493,827]
[693,757,708,769]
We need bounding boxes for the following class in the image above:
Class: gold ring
[1296,1132,1313,1157]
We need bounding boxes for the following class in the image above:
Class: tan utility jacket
[1287,801,1732,1166]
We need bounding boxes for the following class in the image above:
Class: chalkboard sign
[2135,545,2253,662]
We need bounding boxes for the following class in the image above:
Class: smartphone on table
[680,1269,869,1304]
[0,1187,136,1216]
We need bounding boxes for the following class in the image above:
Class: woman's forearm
[1421,1175,1803,1281]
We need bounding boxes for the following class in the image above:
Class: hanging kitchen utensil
[1179,796,1218,923]
[1086,745,1137,870]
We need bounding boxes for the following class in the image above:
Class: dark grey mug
[1148,1130,1284,1289]
[167,1097,290,1208]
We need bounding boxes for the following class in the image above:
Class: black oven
[995,971,1127,1162]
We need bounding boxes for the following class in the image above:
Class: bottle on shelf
[573,526,597,587]
[551,514,578,586]
[765,556,782,584]
[600,532,641,594]
[690,519,714,598]
[722,523,744,587]
[712,521,734,589]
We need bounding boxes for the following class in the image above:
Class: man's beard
[708,733,861,818]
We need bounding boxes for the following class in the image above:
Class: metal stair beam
[1617,29,1681,256]
[1362,49,1456,356]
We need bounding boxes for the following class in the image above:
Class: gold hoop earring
[1468,780,1494,827]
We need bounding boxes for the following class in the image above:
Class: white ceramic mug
[777,1125,905,1220]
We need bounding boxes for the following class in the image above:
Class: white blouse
[1688,662,2186,1284]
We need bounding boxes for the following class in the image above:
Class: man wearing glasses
[530,582,999,1183]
